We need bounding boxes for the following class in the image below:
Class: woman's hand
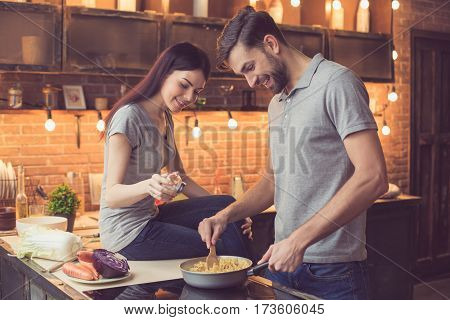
[241,217,253,240]
[146,173,178,202]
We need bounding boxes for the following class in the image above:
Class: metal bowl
[180,256,253,289]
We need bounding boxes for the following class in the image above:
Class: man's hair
[216,6,288,71]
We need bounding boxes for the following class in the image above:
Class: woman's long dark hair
[101,42,210,139]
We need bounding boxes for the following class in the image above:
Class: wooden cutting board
[1,235,192,296]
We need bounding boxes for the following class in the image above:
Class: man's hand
[241,217,253,240]
[198,214,228,249]
[257,237,305,273]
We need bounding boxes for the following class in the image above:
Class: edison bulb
[45,118,56,132]
[382,124,391,136]
[228,118,238,130]
[192,126,202,138]
[392,0,400,10]
[392,49,398,60]
[332,0,342,10]
[96,119,105,132]
[291,0,301,7]
[388,91,398,102]
[360,0,369,9]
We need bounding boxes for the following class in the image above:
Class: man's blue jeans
[119,195,250,261]
[264,261,369,300]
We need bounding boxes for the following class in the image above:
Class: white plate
[8,162,16,198]
[66,272,132,285]
[5,162,13,199]
[0,160,6,199]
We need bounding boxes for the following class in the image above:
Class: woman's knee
[212,195,235,208]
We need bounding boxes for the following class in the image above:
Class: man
[198,6,388,299]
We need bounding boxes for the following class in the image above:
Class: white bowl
[16,216,68,236]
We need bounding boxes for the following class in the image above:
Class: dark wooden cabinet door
[411,30,450,277]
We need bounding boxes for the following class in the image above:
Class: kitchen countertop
[0,195,420,300]
[0,232,311,300]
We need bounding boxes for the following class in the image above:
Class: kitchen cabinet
[328,30,394,82]
[365,196,421,299]
[163,15,227,76]
[278,25,327,58]
[163,16,328,76]
[0,1,62,71]
[0,1,394,82]
[63,6,162,74]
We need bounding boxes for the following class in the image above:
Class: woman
[100,42,251,261]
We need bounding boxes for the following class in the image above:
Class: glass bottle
[356,0,370,33]
[15,165,28,219]
[67,171,85,216]
[42,84,59,109]
[268,0,283,24]
[8,83,23,109]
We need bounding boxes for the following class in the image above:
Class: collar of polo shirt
[278,53,326,102]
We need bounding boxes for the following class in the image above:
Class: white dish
[1,161,7,199]
[0,160,6,199]
[9,162,16,199]
[6,162,14,199]
[66,272,132,284]
[16,216,68,236]
[5,162,12,199]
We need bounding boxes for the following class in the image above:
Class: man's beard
[265,52,289,94]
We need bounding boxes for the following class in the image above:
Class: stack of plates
[0,160,16,200]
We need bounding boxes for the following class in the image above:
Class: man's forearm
[290,170,388,250]
[221,173,275,223]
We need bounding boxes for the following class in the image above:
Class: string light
[290,0,301,8]
[227,111,238,130]
[388,86,398,102]
[96,111,105,132]
[392,48,398,60]
[360,0,369,10]
[192,118,202,138]
[44,108,56,132]
[382,120,391,136]
[332,0,342,10]
[392,0,400,10]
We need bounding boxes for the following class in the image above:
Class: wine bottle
[15,165,28,219]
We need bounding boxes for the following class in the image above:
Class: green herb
[46,183,80,216]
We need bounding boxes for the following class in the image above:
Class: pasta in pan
[189,257,251,273]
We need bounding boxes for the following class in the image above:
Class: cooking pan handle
[247,262,269,276]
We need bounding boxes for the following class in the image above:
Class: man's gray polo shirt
[268,53,378,263]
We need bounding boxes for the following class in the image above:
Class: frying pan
[179,256,269,289]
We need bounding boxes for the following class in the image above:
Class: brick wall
[1,0,450,209]
[0,108,269,211]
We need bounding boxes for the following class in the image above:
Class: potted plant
[46,183,80,232]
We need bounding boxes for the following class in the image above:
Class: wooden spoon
[206,245,219,270]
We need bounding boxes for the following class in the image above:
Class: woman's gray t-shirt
[99,104,176,252]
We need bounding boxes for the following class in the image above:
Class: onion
[92,249,130,278]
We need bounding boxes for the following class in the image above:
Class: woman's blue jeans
[119,195,250,261]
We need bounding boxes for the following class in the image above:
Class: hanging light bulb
[388,86,398,102]
[227,111,238,130]
[44,108,56,132]
[360,0,369,10]
[392,48,398,60]
[332,0,342,10]
[96,111,105,132]
[391,0,400,10]
[382,120,391,136]
[192,118,202,138]
[290,0,301,8]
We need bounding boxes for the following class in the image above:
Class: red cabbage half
[93,249,130,278]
